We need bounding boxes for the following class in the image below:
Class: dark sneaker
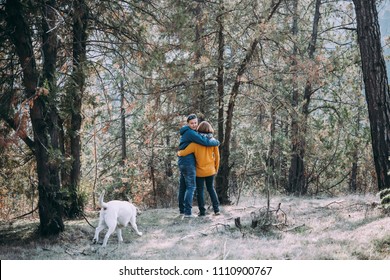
[214,212,221,216]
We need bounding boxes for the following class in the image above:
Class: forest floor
[1,194,390,260]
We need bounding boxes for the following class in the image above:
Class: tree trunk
[193,2,207,115]
[215,1,282,203]
[287,0,321,195]
[66,0,89,217]
[216,38,259,204]
[119,75,131,199]
[352,0,390,191]
[165,102,173,178]
[266,106,277,189]
[287,0,305,195]
[5,0,64,235]
[215,5,227,203]
[217,8,225,144]
[349,109,361,193]
[121,78,127,165]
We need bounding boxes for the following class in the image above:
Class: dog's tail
[98,191,108,209]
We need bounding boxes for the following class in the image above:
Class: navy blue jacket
[178,126,220,166]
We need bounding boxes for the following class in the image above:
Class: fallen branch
[322,200,344,208]
[222,239,230,260]
[11,206,38,220]
[212,223,231,233]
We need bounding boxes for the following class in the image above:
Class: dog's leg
[93,210,106,244]
[99,210,120,246]
[116,228,123,243]
[129,216,143,236]
[102,226,116,247]
[93,222,106,244]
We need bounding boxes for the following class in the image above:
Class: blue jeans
[178,164,196,215]
[196,175,220,215]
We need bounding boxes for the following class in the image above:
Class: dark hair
[197,121,214,133]
[187,114,197,122]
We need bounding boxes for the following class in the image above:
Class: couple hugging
[177,114,221,218]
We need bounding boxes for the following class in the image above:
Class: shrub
[378,188,390,213]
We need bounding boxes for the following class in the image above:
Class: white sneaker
[184,214,196,218]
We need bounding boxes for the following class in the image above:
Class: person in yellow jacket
[177,121,220,216]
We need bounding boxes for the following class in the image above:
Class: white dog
[93,192,142,247]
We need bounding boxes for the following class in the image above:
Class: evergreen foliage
[0,0,389,229]
[379,188,390,212]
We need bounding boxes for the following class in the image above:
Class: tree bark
[193,1,207,115]
[42,0,63,201]
[66,0,89,217]
[120,78,127,165]
[352,0,390,191]
[5,0,64,235]
[217,8,225,144]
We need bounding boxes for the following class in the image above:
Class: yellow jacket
[178,142,220,177]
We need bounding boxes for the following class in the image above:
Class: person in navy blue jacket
[178,114,220,218]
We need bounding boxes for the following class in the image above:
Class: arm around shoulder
[187,129,220,147]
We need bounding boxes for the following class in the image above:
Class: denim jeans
[196,175,220,215]
[178,164,197,215]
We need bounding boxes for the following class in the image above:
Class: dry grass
[1,194,389,260]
